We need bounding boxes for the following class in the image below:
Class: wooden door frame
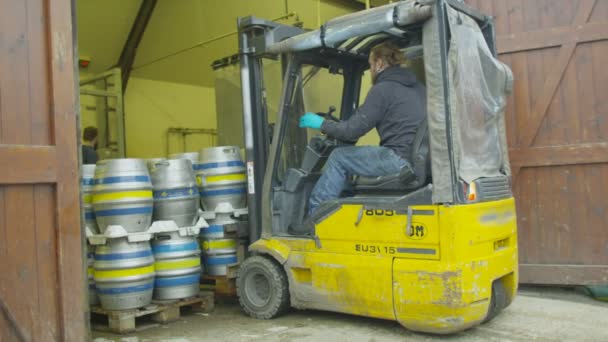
[0,0,87,339]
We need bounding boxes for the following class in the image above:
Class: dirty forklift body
[236,0,517,334]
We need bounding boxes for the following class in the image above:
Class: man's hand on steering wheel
[299,112,325,130]
[299,106,339,130]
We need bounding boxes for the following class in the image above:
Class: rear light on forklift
[464,182,477,202]
[468,182,477,201]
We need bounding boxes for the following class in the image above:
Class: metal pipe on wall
[166,127,217,156]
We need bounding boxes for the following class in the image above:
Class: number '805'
[365,209,394,216]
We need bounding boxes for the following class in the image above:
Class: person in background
[82,126,99,165]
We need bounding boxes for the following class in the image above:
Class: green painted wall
[132,0,363,87]
[124,78,217,158]
[76,0,371,158]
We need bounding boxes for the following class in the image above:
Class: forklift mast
[237,17,303,242]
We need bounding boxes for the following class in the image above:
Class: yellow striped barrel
[196,146,247,211]
[92,159,153,233]
[152,232,201,300]
[93,239,155,310]
[200,238,238,276]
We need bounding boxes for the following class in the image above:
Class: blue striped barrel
[150,159,199,227]
[196,146,247,211]
[200,238,238,276]
[199,224,225,239]
[152,232,201,300]
[81,165,99,234]
[87,244,99,306]
[93,239,155,310]
[199,213,240,239]
[92,159,153,233]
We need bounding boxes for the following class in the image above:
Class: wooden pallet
[91,291,214,334]
[200,275,237,297]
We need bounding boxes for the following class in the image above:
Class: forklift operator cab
[236,0,518,335]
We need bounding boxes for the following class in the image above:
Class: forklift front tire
[237,255,290,319]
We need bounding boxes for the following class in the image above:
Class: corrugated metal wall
[0,0,87,340]
[467,0,608,285]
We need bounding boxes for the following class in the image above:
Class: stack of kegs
[86,159,155,310]
[196,146,247,212]
[87,244,99,306]
[194,146,249,278]
[81,165,98,233]
[149,159,201,300]
[82,147,249,307]
[81,165,100,307]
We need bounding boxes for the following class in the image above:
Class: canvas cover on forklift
[447,6,512,183]
[423,4,513,203]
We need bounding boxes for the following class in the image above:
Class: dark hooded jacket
[321,66,426,161]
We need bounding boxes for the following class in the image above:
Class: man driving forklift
[299,42,426,215]
[236,0,517,334]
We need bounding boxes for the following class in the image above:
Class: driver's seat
[352,118,430,192]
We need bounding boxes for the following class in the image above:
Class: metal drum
[169,152,199,169]
[92,159,153,233]
[150,159,199,227]
[87,244,99,306]
[152,232,201,300]
[81,165,98,234]
[197,146,247,211]
[199,213,239,239]
[201,238,238,276]
[93,239,155,310]
[145,158,166,172]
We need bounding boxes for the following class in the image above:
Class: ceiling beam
[114,0,157,93]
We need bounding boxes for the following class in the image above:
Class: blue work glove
[299,112,324,130]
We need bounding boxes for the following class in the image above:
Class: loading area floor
[92,287,608,342]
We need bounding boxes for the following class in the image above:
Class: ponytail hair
[370,42,406,66]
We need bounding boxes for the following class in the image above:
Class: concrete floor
[92,287,608,342]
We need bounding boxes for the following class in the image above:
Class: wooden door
[0,0,87,340]
[466,0,608,285]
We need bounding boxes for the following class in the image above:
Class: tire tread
[236,255,290,319]
[483,279,508,324]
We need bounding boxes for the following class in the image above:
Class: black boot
[399,164,416,184]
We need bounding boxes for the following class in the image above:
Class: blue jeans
[308,146,409,215]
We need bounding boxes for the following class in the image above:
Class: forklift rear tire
[236,255,290,319]
[483,278,509,324]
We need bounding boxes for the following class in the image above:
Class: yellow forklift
[234,0,517,334]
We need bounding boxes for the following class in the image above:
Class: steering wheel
[316,105,339,122]
[310,105,356,148]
